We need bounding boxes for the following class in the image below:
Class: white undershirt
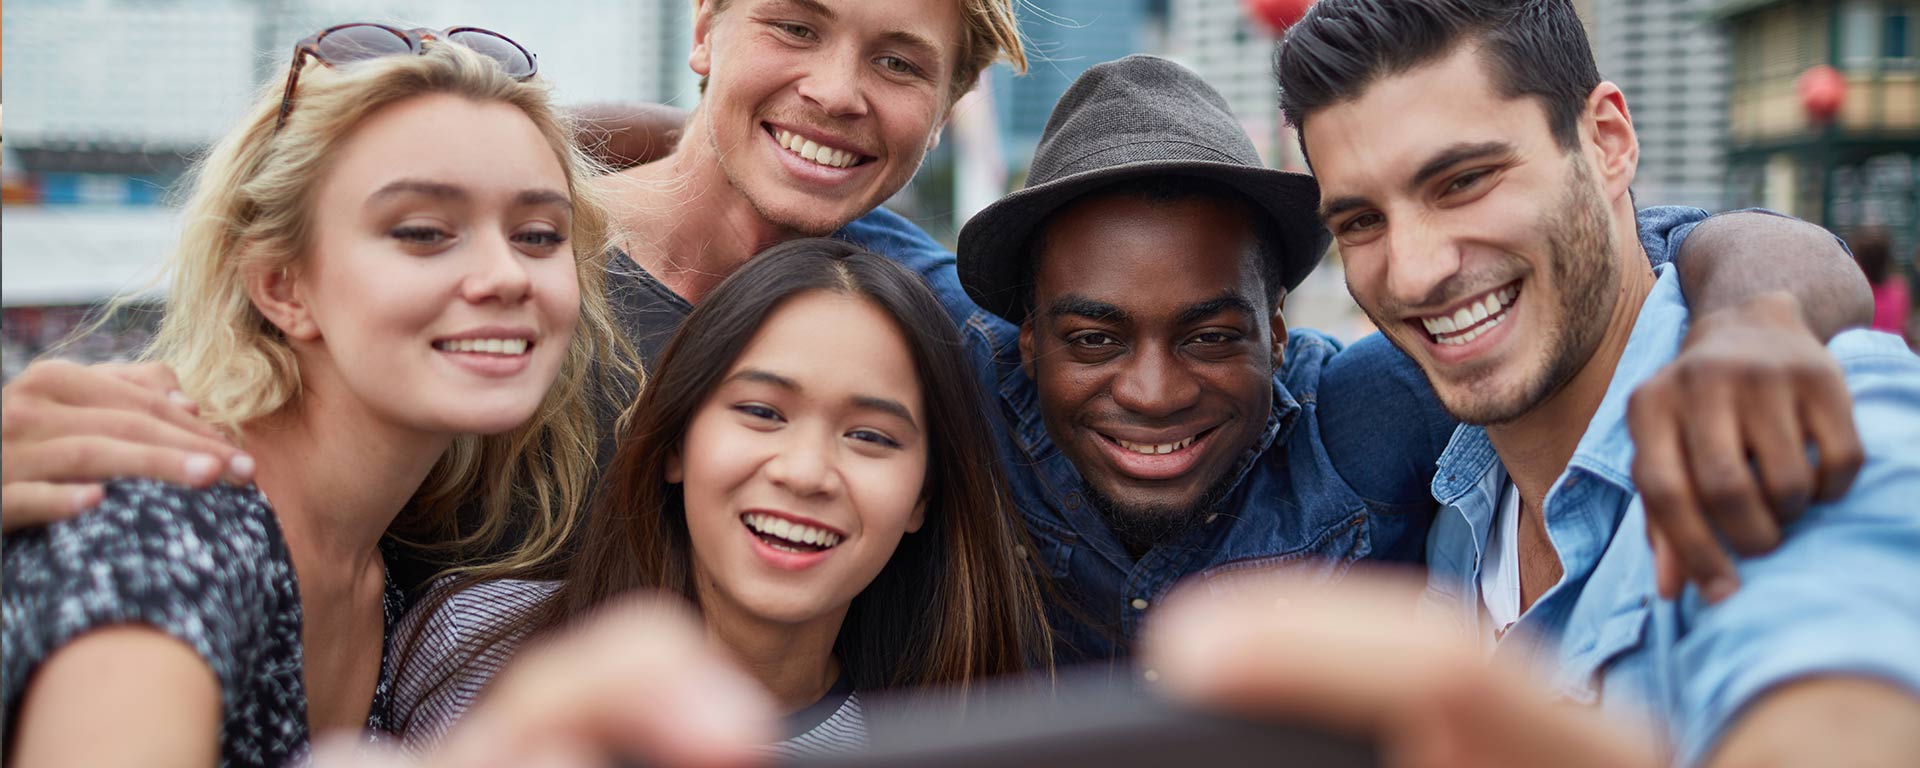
[1479,481,1523,647]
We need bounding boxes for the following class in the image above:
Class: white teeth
[1115,436,1196,455]
[1419,285,1519,340]
[1450,306,1474,329]
[773,128,859,169]
[437,338,529,355]
[742,513,842,548]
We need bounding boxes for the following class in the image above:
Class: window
[1842,0,1881,70]
[1888,7,1913,64]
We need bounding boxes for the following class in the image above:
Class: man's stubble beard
[1086,468,1240,556]
[1446,156,1621,426]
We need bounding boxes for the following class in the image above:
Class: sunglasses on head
[276,23,538,130]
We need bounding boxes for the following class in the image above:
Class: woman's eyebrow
[850,394,919,433]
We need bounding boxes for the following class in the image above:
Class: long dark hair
[407,238,1053,703]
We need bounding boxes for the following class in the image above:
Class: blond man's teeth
[1115,436,1196,455]
[436,338,529,355]
[774,128,859,169]
[743,512,842,548]
[1421,285,1518,341]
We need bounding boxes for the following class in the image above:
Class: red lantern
[1244,0,1317,36]
[1796,65,1848,124]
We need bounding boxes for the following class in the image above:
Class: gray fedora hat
[957,55,1329,324]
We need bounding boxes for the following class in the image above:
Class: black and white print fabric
[2,478,401,766]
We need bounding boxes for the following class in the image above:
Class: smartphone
[781,666,1378,768]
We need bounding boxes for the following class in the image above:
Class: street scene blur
[4,0,1918,382]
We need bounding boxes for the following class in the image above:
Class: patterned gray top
[1,478,402,766]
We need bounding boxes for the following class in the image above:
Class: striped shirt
[388,579,867,757]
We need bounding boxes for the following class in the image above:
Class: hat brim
[957,159,1331,325]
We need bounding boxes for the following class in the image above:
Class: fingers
[1797,367,1864,503]
[1627,386,1739,602]
[1,361,254,515]
[1676,389,1778,557]
[433,594,775,768]
[29,361,228,445]
[8,435,236,487]
[1146,569,1667,768]
[0,482,105,534]
[1144,568,1464,732]
[6,404,247,477]
[1648,527,1683,602]
[1740,380,1813,529]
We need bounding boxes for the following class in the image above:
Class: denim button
[1130,597,1150,610]
[1066,492,1083,510]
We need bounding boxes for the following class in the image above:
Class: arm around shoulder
[1669,210,1872,339]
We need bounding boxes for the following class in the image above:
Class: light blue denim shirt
[1424,258,1920,764]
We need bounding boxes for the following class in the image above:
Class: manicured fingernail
[168,390,196,409]
[185,454,220,482]
[1704,576,1740,603]
[229,453,256,479]
[71,487,103,511]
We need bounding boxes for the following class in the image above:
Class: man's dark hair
[1019,175,1290,317]
[1275,0,1600,153]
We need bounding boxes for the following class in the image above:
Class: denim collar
[1565,265,1690,492]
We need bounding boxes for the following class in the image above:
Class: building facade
[1164,0,1303,169]
[1720,0,1919,259]
[1586,0,1734,209]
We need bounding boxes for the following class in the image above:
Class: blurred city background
[3,0,1917,382]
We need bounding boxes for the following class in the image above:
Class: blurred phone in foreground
[782,666,1378,768]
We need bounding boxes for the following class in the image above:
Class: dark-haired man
[933,53,1882,663]
[1148,1,1920,764]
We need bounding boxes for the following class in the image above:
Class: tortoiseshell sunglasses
[275,23,538,130]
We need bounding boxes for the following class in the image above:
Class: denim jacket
[1423,220,1920,763]
[840,205,1712,664]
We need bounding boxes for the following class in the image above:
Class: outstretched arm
[1641,210,1871,601]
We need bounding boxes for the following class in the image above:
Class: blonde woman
[1,26,630,766]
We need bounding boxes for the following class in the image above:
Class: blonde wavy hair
[137,39,638,576]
